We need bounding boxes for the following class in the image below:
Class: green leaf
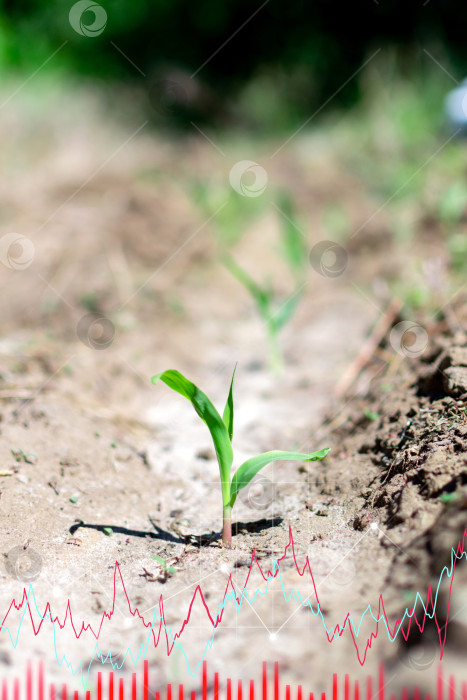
[272,290,303,332]
[438,492,459,503]
[222,365,237,441]
[103,527,113,536]
[224,256,270,318]
[277,192,307,278]
[151,370,233,506]
[230,447,330,507]
[151,555,166,567]
[151,555,176,575]
[364,409,380,421]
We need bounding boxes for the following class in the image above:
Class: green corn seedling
[224,193,307,373]
[151,367,330,546]
[224,256,301,373]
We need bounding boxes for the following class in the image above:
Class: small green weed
[151,555,176,575]
[364,409,380,422]
[11,448,37,464]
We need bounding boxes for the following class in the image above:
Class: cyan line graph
[1,526,465,689]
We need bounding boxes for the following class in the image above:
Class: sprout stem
[222,506,232,546]
[267,323,283,374]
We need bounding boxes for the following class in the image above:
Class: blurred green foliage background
[1,0,467,128]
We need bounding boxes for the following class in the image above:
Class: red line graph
[2,526,466,672]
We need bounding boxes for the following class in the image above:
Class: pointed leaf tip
[229,447,330,508]
[150,369,234,505]
[308,447,331,460]
[222,365,237,441]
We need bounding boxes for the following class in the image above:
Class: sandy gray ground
[0,85,466,698]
